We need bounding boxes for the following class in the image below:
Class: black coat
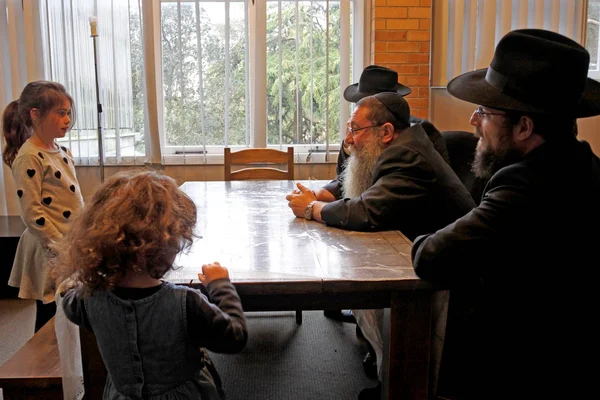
[412,138,600,399]
[321,124,475,239]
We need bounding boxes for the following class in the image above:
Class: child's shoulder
[167,282,199,294]
[13,140,43,163]
[14,140,66,164]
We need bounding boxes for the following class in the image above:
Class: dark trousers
[34,300,56,332]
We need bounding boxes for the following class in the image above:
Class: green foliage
[265,2,343,145]
[130,1,347,147]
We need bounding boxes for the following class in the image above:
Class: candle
[89,16,98,37]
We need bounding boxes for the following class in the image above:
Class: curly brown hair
[53,169,196,294]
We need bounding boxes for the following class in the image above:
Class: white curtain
[432,0,587,86]
[0,0,46,215]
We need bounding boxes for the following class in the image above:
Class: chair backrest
[224,147,294,181]
[441,130,486,204]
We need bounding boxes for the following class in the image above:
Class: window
[34,0,363,165]
[587,0,600,79]
[157,0,357,163]
[432,0,587,87]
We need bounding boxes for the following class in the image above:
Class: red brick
[407,53,430,63]
[387,19,420,30]
[388,0,420,5]
[396,64,420,75]
[374,31,408,41]
[374,53,408,63]
[374,19,386,30]
[407,30,431,42]
[405,75,430,86]
[408,7,431,19]
[419,42,430,52]
[387,41,420,53]
[375,7,408,18]
[412,108,430,119]
[374,41,386,53]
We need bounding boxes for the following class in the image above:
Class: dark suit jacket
[411,138,600,399]
[336,116,450,175]
[321,124,475,240]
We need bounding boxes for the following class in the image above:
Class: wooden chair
[224,147,294,181]
[224,147,301,324]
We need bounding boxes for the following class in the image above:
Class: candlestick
[89,15,104,182]
[89,16,98,37]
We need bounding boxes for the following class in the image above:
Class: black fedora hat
[447,29,600,118]
[344,65,412,102]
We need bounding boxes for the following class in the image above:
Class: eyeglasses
[474,106,506,118]
[346,124,382,137]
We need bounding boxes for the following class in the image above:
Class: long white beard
[341,136,385,198]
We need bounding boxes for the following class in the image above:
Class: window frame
[151,0,368,165]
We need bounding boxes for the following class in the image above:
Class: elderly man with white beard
[286,92,475,400]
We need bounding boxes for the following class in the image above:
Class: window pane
[266,1,351,146]
[161,1,247,147]
[129,0,146,157]
[48,0,144,161]
[587,0,600,74]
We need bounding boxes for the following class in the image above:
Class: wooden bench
[0,216,26,298]
[0,316,62,400]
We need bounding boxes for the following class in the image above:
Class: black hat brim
[447,68,600,118]
[343,82,412,103]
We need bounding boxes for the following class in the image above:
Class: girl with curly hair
[2,80,83,332]
[55,170,247,400]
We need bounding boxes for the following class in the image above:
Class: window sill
[73,150,340,167]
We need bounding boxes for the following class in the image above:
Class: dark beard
[472,139,524,180]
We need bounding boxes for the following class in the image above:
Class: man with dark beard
[411,29,600,400]
[286,92,475,399]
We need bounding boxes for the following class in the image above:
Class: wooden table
[175,180,434,400]
[81,180,435,400]
[0,316,62,399]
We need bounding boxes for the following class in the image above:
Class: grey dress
[62,280,247,400]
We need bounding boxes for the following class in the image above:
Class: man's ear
[514,115,534,142]
[380,122,395,144]
[30,108,40,122]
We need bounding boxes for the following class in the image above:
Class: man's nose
[345,130,354,144]
[469,111,479,127]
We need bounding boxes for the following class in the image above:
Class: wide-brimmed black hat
[344,65,412,102]
[447,29,600,118]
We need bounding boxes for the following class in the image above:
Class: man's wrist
[304,200,318,220]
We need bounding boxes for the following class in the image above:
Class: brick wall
[371,0,432,119]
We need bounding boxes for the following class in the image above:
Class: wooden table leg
[384,290,432,400]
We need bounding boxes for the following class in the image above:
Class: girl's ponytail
[2,100,31,168]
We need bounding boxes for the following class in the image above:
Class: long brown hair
[52,170,197,294]
[2,81,75,167]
